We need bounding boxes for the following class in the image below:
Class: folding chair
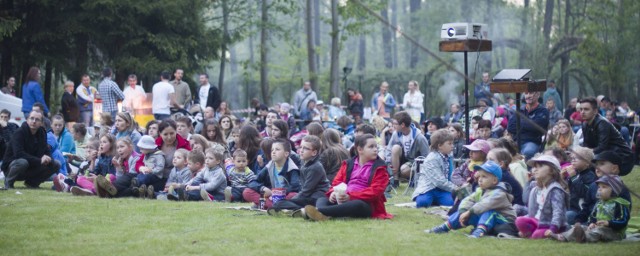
[403,156,425,195]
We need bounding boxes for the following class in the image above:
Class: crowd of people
[0,67,636,241]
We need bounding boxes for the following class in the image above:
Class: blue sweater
[57,128,76,154]
[21,81,50,115]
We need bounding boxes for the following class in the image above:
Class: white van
[0,90,24,125]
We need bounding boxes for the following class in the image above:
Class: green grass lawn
[2,169,640,256]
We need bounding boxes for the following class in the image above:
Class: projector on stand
[441,23,488,40]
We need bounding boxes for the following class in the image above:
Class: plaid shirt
[98,77,125,112]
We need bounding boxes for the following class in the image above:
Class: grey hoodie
[526,181,569,231]
[459,182,517,222]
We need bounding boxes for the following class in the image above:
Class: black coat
[581,114,633,175]
[1,122,51,171]
[205,85,221,111]
[61,92,80,122]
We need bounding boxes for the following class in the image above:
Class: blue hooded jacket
[47,131,67,176]
[21,81,50,115]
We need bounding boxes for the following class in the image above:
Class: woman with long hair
[320,128,350,182]
[237,125,263,173]
[200,119,227,149]
[112,112,142,153]
[21,66,50,117]
[218,115,234,143]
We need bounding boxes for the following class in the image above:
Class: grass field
[1,169,640,256]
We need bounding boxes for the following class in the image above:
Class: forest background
[1,0,639,116]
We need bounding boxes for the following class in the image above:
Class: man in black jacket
[579,97,633,176]
[2,110,60,189]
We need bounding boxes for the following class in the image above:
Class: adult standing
[543,80,563,112]
[203,74,221,111]
[152,71,178,121]
[2,110,60,189]
[122,74,147,115]
[2,76,16,96]
[21,67,49,117]
[170,69,192,109]
[402,80,424,123]
[578,97,634,176]
[98,67,125,120]
[198,73,210,107]
[346,88,364,124]
[76,74,98,128]
[292,81,317,118]
[506,92,549,160]
[371,81,396,120]
[474,72,493,107]
[60,81,80,130]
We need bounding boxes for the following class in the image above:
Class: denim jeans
[448,210,508,231]
[415,188,454,208]
[154,114,171,121]
[520,142,540,160]
[80,111,93,128]
[137,173,166,192]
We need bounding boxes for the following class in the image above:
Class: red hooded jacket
[327,157,393,219]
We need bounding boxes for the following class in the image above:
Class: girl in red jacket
[296,134,393,221]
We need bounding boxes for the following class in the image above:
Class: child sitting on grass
[69,139,100,196]
[182,150,227,201]
[158,148,190,200]
[516,155,569,239]
[582,151,632,224]
[224,149,256,202]
[298,134,393,221]
[412,129,459,208]
[486,148,524,206]
[563,146,596,225]
[451,139,491,188]
[134,135,166,198]
[425,161,517,238]
[550,175,630,243]
[270,136,330,215]
[95,137,142,198]
[243,139,301,209]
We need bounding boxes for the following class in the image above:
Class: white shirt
[123,85,147,111]
[199,84,210,106]
[152,81,175,115]
[402,90,424,123]
[400,129,414,156]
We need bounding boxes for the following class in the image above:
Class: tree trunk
[518,0,530,68]
[542,0,554,48]
[44,61,52,108]
[381,2,393,69]
[0,38,13,87]
[409,0,420,69]
[229,45,238,76]
[306,0,318,91]
[560,0,570,106]
[482,0,493,71]
[313,0,321,70]
[218,0,229,97]
[357,19,366,71]
[329,0,340,98]
[248,3,255,66]
[391,0,398,69]
[260,0,270,105]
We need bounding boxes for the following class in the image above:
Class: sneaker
[425,224,449,234]
[548,233,567,242]
[573,223,585,243]
[224,186,232,202]
[71,186,93,196]
[130,177,138,188]
[96,175,117,196]
[138,184,147,199]
[267,208,292,217]
[147,185,155,199]
[200,189,213,201]
[53,174,65,192]
[178,186,187,201]
[291,209,308,219]
[167,185,179,201]
[304,205,328,221]
[468,228,485,238]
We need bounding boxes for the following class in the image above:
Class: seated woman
[296,134,393,221]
